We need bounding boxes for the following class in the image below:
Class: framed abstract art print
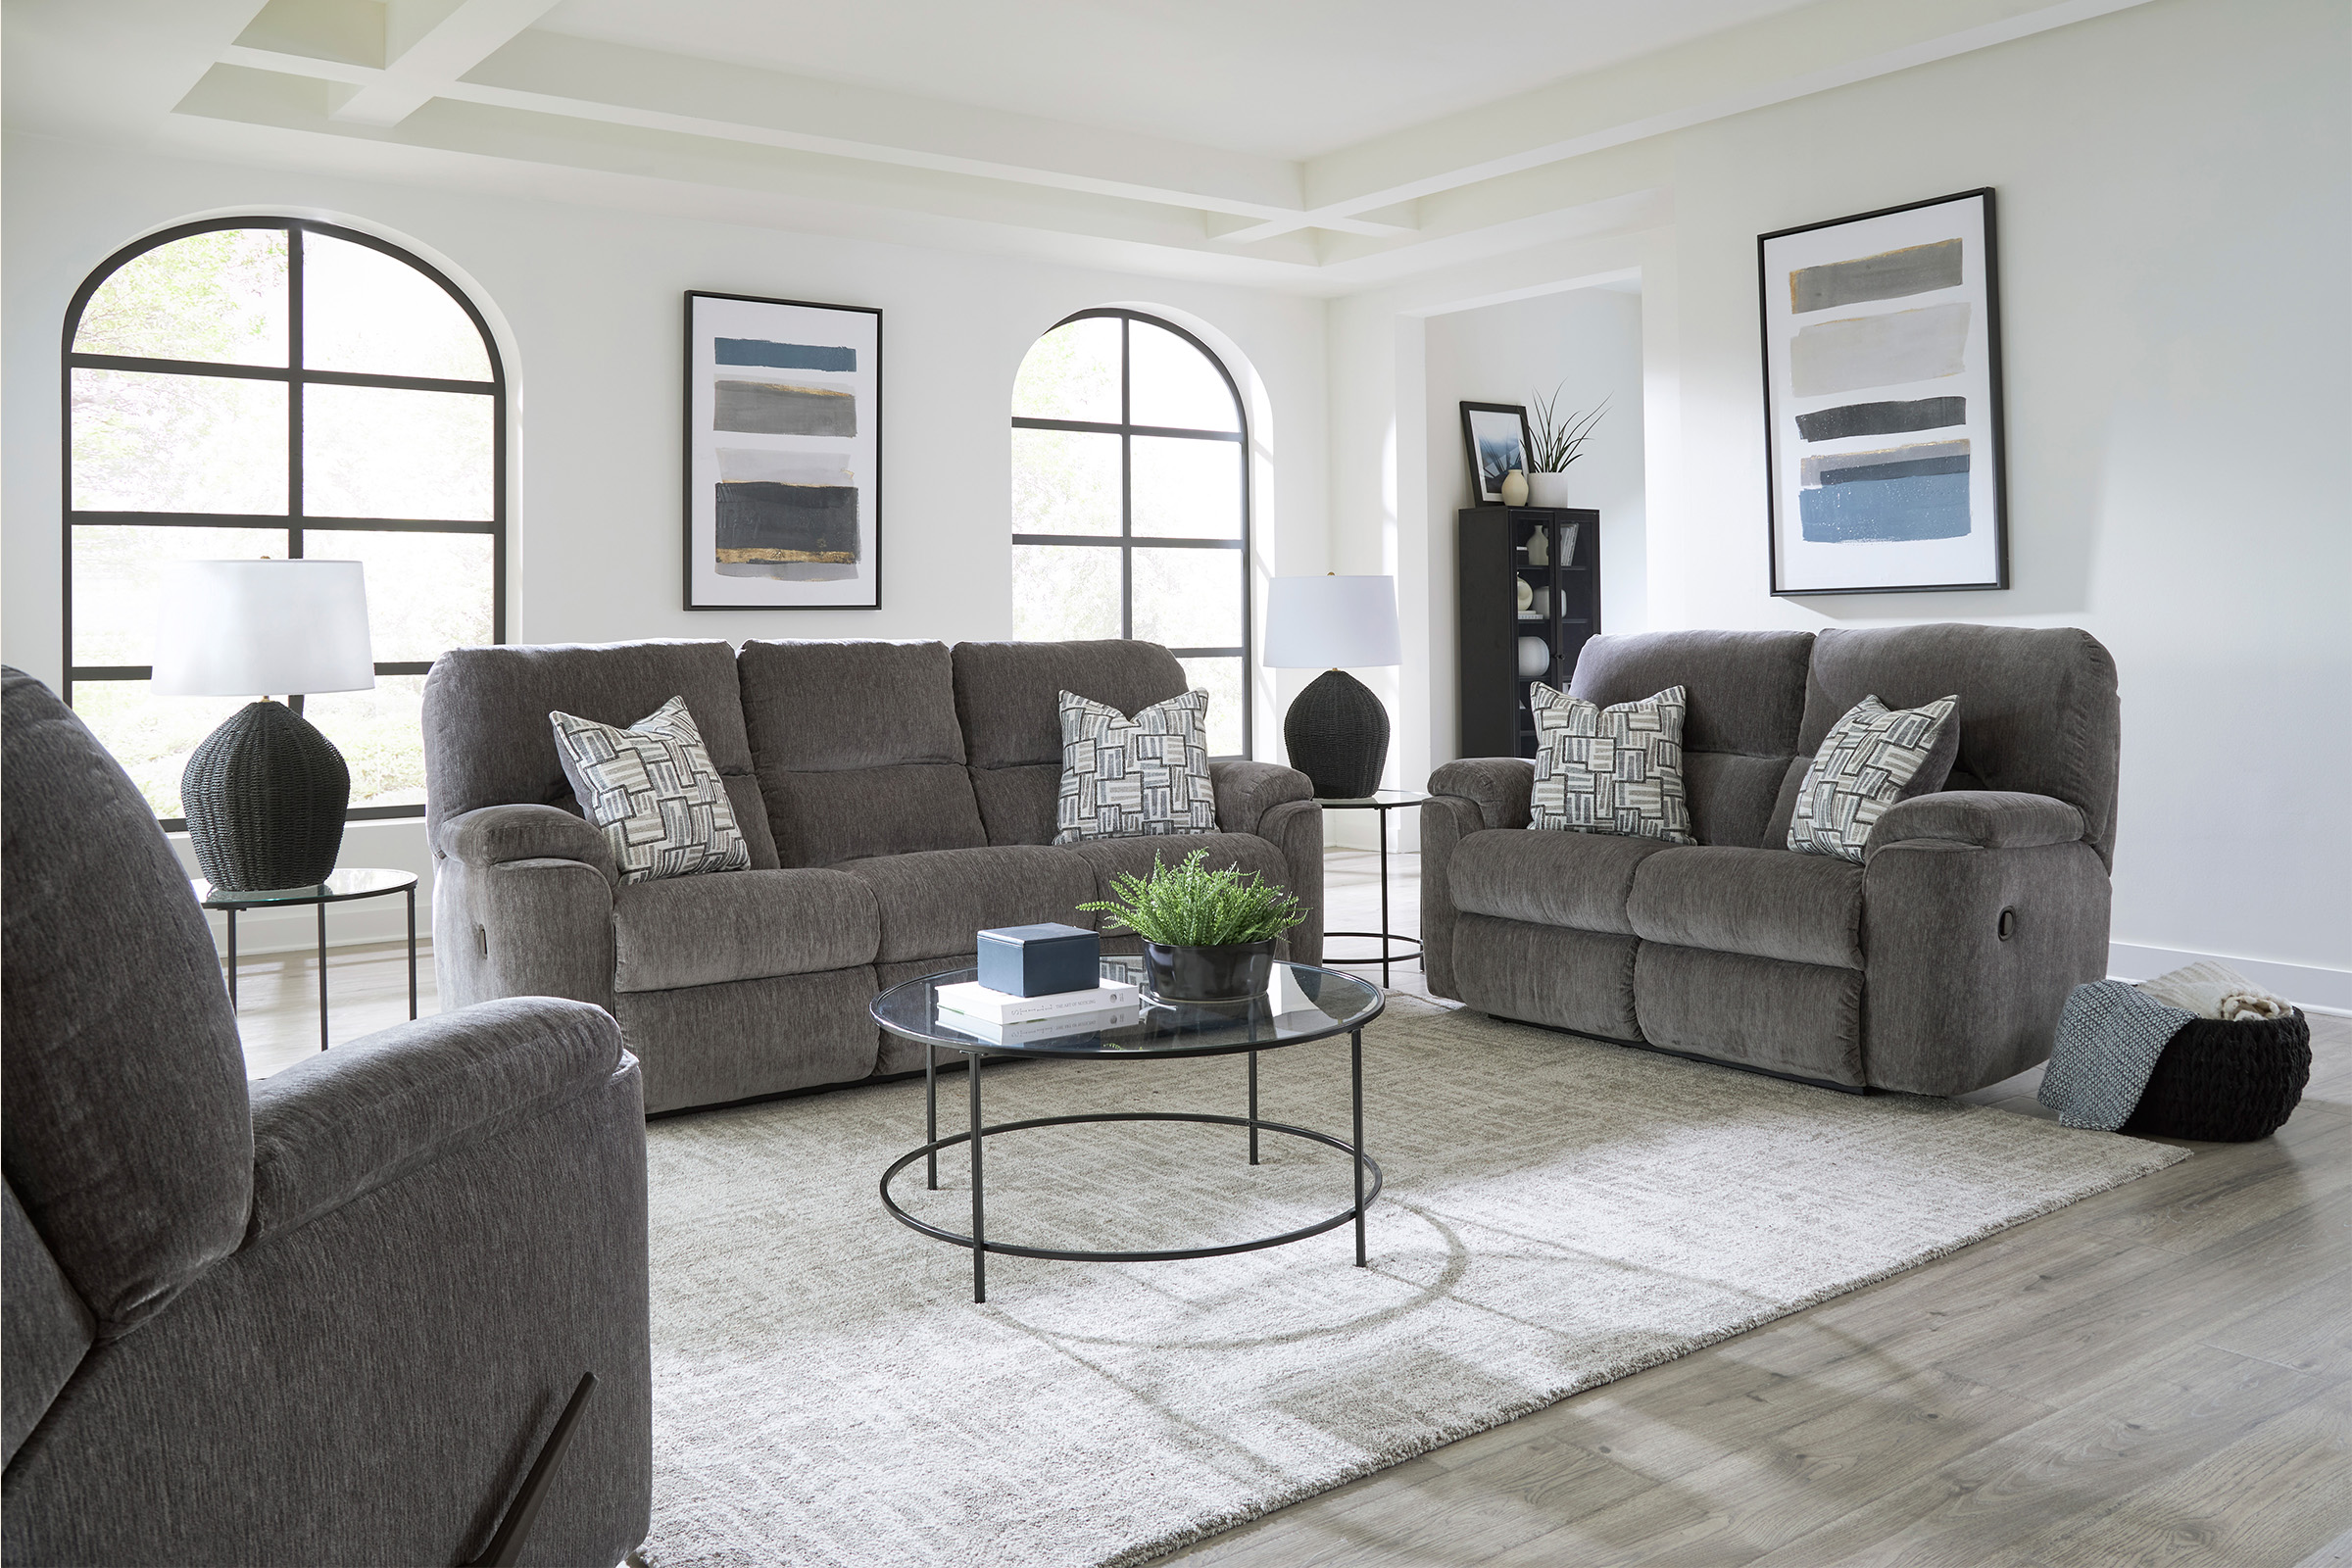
[1758,188,2007,595]
[684,290,881,609]
[1459,401,1533,506]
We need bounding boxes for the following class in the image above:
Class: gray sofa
[1,669,653,1566]
[422,637,1325,1114]
[1422,624,2121,1095]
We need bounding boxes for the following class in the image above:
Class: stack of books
[934,978,1141,1044]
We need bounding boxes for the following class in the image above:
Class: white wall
[1327,0,2352,1003]
[3,133,1330,949]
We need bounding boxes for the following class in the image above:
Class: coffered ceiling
[6,0,2148,292]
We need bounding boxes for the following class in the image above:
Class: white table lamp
[1264,574,1402,798]
[152,560,374,892]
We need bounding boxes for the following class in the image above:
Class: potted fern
[1079,849,1307,1002]
[1525,386,1607,508]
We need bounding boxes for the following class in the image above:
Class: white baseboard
[2110,942,2351,1017]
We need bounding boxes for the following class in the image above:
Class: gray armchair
[1,669,652,1567]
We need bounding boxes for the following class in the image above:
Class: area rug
[635,1000,2186,1568]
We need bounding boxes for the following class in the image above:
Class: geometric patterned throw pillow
[1526,683,1694,843]
[548,696,751,883]
[1788,694,1960,862]
[1054,688,1217,845]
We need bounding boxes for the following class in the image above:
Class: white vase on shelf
[1516,636,1550,679]
[1499,468,1529,507]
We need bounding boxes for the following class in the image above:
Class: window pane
[1132,435,1243,539]
[1011,427,1119,536]
[302,231,491,381]
[305,530,493,664]
[1010,316,1120,423]
[72,525,289,668]
[1132,547,1242,648]
[73,228,287,368]
[1177,656,1245,758]
[70,681,251,818]
[1129,319,1239,432]
[305,676,428,808]
[72,369,286,514]
[1011,545,1120,640]
[304,384,494,520]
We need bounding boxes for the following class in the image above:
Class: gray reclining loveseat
[1422,623,2120,1095]
[2,669,653,1566]
[423,637,1324,1114]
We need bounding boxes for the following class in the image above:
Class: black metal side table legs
[205,870,421,1052]
[968,1049,987,1303]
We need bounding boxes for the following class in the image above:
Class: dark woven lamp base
[1284,669,1391,799]
[181,700,351,892]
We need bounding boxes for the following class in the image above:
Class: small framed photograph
[684,290,882,610]
[1459,402,1533,506]
[1759,188,2007,595]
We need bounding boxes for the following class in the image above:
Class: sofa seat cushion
[1447,828,1676,937]
[612,869,878,993]
[839,847,1097,964]
[1063,832,1289,909]
[1626,846,1864,970]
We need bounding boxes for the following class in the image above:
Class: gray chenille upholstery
[1,668,651,1567]
[423,638,1324,1111]
[1424,625,2120,1095]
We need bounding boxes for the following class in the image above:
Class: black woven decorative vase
[1283,669,1391,799]
[180,700,350,892]
[2121,1009,2312,1142]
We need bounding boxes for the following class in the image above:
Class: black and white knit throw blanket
[2037,981,2193,1130]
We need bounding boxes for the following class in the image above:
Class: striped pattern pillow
[1788,694,1959,861]
[1526,683,1694,843]
[1054,688,1216,844]
[549,696,751,882]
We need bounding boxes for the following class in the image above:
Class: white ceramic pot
[1527,471,1573,508]
[1516,636,1551,679]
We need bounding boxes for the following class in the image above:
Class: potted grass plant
[1525,386,1607,508]
[1079,848,1307,1003]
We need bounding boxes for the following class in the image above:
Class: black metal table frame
[1318,793,1427,988]
[880,1032,1381,1305]
[205,879,418,1052]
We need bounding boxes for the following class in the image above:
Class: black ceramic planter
[1142,939,1275,1003]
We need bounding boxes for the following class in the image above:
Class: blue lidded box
[976,923,1101,998]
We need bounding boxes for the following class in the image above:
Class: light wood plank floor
[223,851,2352,1564]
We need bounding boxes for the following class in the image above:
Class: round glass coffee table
[871,956,1385,1303]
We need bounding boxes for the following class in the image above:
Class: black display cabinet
[1457,507,1601,759]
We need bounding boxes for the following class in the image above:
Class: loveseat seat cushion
[839,846,1096,964]
[738,640,988,866]
[1626,846,1865,970]
[1447,829,1674,936]
[611,868,879,993]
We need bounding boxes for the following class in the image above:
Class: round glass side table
[193,868,419,1052]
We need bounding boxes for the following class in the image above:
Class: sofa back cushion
[1784,624,2122,863]
[1,670,253,1342]
[738,640,987,866]
[952,640,1192,845]
[423,640,777,868]
[1569,630,1814,848]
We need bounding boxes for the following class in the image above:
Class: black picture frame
[1757,187,2007,596]
[1458,401,1534,505]
[683,289,883,610]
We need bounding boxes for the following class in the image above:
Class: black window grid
[60,217,508,830]
[1009,309,1251,758]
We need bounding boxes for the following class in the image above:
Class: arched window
[1009,309,1250,758]
[63,218,505,825]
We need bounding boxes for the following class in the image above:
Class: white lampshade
[1262,575,1402,668]
[151,560,376,698]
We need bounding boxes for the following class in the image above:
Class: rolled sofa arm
[1208,760,1314,839]
[246,998,628,1245]
[441,803,617,886]
[1427,758,1536,831]
[1865,790,2086,859]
